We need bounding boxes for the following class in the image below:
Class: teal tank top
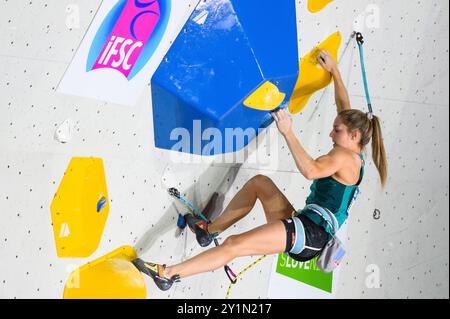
[301,153,365,235]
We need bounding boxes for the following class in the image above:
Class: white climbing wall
[0,0,448,299]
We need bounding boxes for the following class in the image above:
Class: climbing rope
[225,255,266,299]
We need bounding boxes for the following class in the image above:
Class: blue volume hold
[151,0,299,155]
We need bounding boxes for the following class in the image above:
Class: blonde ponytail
[338,110,388,189]
[370,115,388,189]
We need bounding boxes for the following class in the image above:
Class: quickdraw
[355,32,374,117]
[168,187,238,284]
[168,187,266,296]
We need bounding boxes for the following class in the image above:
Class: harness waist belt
[304,203,339,235]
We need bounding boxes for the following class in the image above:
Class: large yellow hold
[64,246,147,299]
[243,81,286,111]
[289,32,342,114]
[308,0,334,13]
[50,157,109,258]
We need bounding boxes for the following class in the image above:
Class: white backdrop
[0,0,448,299]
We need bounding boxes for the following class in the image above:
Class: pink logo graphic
[92,0,161,78]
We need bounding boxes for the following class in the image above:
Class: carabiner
[224,265,237,284]
[356,32,364,45]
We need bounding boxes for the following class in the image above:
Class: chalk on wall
[54,118,75,143]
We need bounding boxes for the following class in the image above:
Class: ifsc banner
[268,224,348,298]
[58,0,199,106]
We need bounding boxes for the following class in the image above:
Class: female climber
[132,50,388,291]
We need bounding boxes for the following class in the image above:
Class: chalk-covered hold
[54,118,75,143]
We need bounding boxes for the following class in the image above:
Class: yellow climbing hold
[244,81,286,111]
[289,32,342,114]
[50,157,109,258]
[308,0,334,13]
[64,246,147,299]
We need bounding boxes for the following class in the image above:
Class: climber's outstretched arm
[317,50,351,113]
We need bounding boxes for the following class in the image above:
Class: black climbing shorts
[281,213,329,262]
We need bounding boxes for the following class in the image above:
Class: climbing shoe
[132,258,180,291]
[184,213,218,247]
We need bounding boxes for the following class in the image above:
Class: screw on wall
[66,4,80,30]
[373,209,381,220]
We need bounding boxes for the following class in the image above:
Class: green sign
[276,253,333,293]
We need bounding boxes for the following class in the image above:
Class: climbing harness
[355,32,374,118]
[303,204,346,272]
[168,187,266,297]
